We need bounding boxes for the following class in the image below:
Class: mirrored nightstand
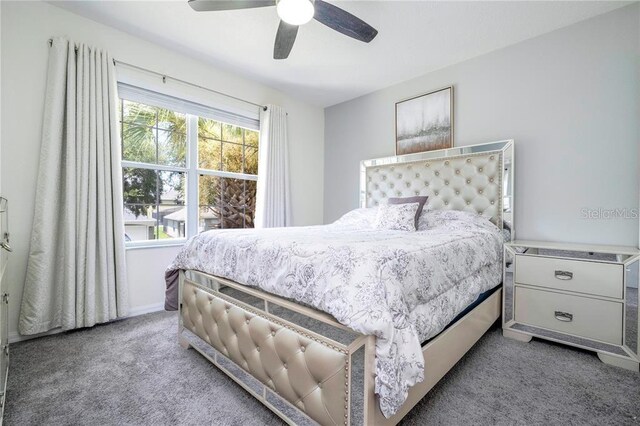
[503,240,639,372]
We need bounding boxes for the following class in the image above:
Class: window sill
[125,239,187,251]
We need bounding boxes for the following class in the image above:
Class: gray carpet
[4,311,639,425]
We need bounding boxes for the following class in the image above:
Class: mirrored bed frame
[177,140,515,425]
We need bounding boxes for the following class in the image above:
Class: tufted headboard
[360,140,514,233]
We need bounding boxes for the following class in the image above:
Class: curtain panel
[19,37,128,335]
[254,105,291,228]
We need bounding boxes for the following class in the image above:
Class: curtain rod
[47,38,268,111]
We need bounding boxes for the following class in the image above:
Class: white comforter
[167,208,503,417]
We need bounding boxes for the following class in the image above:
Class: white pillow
[374,202,419,232]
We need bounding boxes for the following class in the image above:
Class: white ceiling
[51,0,631,107]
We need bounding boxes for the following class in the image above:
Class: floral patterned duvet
[166,208,503,417]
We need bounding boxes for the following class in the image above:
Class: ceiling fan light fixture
[276,0,314,26]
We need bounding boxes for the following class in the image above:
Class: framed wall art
[395,86,453,155]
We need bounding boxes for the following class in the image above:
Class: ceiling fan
[188,0,378,59]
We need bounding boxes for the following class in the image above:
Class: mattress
[425,283,501,344]
[165,208,503,417]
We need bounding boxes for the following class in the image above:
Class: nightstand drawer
[515,255,623,299]
[514,287,623,345]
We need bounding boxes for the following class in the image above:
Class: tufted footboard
[179,271,374,425]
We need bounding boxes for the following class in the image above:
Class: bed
[165,140,515,425]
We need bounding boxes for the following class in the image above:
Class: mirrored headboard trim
[360,140,514,236]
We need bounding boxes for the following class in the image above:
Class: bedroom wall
[324,4,640,247]
[0,1,324,340]
[0,2,2,198]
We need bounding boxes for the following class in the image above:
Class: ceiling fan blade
[188,0,274,12]
[313,0,378,43]
[273,21,299,60]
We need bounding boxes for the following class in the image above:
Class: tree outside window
[119,98,258,243]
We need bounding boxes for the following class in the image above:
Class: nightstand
[503,240,639,372]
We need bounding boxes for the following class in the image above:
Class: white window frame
[121,103,259,249]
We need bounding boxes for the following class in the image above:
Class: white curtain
[19,37,128,335]
[254,105,291,228]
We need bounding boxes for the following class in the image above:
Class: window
[118,87,259,245]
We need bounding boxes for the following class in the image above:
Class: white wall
[0,1,324,339]
[0,1,2,198]
[324,4,640,247]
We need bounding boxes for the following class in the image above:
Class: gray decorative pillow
[388,196,429,229]
[374,203,420,232]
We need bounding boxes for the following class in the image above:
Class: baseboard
[8,303,166,343]
[9,328,63,344]
[127,302,165,317]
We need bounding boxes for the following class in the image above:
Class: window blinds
[117,82,260,131]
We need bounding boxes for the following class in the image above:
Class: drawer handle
[554,270,573,280]
[554,311,573,322]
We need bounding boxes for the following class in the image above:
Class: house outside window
[118,84,259,246]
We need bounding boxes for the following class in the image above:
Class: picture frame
[395,86,454,155]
